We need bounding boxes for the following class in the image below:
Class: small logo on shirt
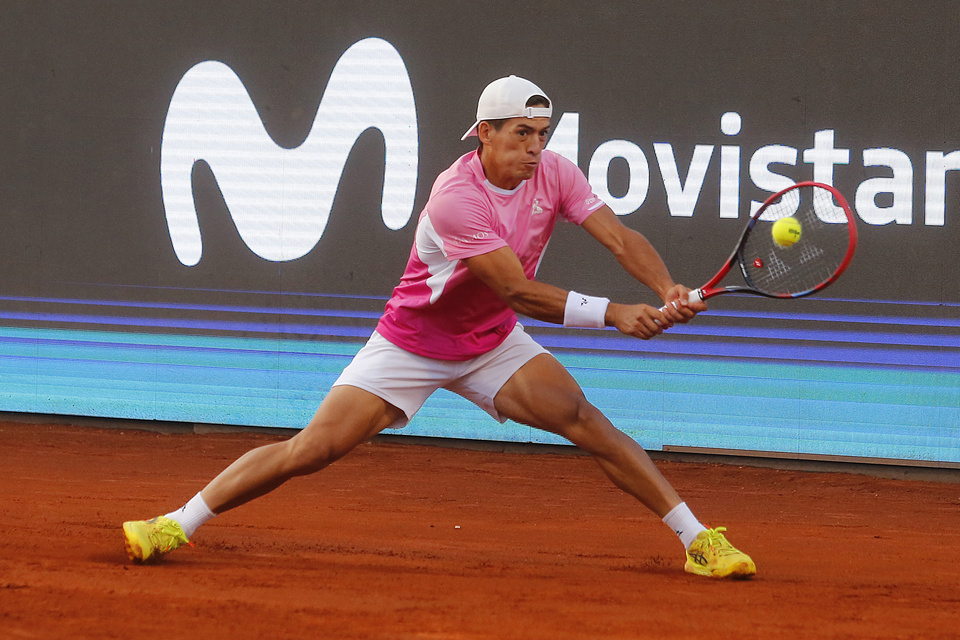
[460,231,489,242]
[531,198,543,215]
[585,196,598,207]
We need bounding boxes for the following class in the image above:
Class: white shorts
[332,322,548,429]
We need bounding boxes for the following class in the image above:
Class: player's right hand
[607,303,670,340]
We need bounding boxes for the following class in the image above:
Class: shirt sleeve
[552,152,606,225]
[424,188,508,261]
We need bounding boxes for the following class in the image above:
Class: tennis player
[123,75,756,579]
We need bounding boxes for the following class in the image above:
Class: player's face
[478,118,552,190]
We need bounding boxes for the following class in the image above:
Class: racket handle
[661,289,704,312]
[656,289,704,322]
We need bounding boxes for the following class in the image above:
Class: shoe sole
[684,559,756,579]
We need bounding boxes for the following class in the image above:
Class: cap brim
[460,120,481,141]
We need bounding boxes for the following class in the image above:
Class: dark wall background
[1,1,958,330]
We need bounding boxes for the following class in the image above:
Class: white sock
[662,502,708,549]
[165,492,216,538]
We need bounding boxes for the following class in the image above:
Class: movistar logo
[160,36,956,270]
[160,37,418,266]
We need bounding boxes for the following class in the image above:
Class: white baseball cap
[460,75,552,141]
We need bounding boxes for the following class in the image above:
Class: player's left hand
[660,285,707,324]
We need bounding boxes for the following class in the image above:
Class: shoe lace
[148,519,189,552]
[703,527,741,557]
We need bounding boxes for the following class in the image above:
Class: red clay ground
[2,419,959,639]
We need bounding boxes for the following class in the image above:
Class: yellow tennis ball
[771,216,802,247]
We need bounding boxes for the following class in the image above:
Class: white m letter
[160,37,418,265]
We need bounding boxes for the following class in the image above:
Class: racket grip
[657,289,704,320]
[661,289,704,312]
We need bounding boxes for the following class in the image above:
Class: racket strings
[741,185,853,297]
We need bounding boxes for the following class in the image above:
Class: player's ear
[477,121,494,144]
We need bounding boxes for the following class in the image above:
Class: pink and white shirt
[375,149,605,360]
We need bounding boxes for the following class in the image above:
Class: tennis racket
[680,181,857,305]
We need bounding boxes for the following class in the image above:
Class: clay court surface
[2,420,959,639]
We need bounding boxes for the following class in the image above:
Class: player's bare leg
[493,353,755,578]
[493,353,681,517]
[123,385,403,562]
[202,385,404,513]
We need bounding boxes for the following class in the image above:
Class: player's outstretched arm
[463,247,568,325]
[463,246,668,340]
[580,206,706,324]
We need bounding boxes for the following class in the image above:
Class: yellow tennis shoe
[122,516,192,563]
[684,527,756,579]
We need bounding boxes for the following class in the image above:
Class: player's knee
[559,402,628,456]
[283,429,352,476]
[548,396,606,441]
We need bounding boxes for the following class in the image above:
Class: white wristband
[563,291,610,328]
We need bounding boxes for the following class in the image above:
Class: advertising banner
[1,2,956,464]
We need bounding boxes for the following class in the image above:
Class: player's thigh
[289,385,404,468]
[493,353,600,436]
